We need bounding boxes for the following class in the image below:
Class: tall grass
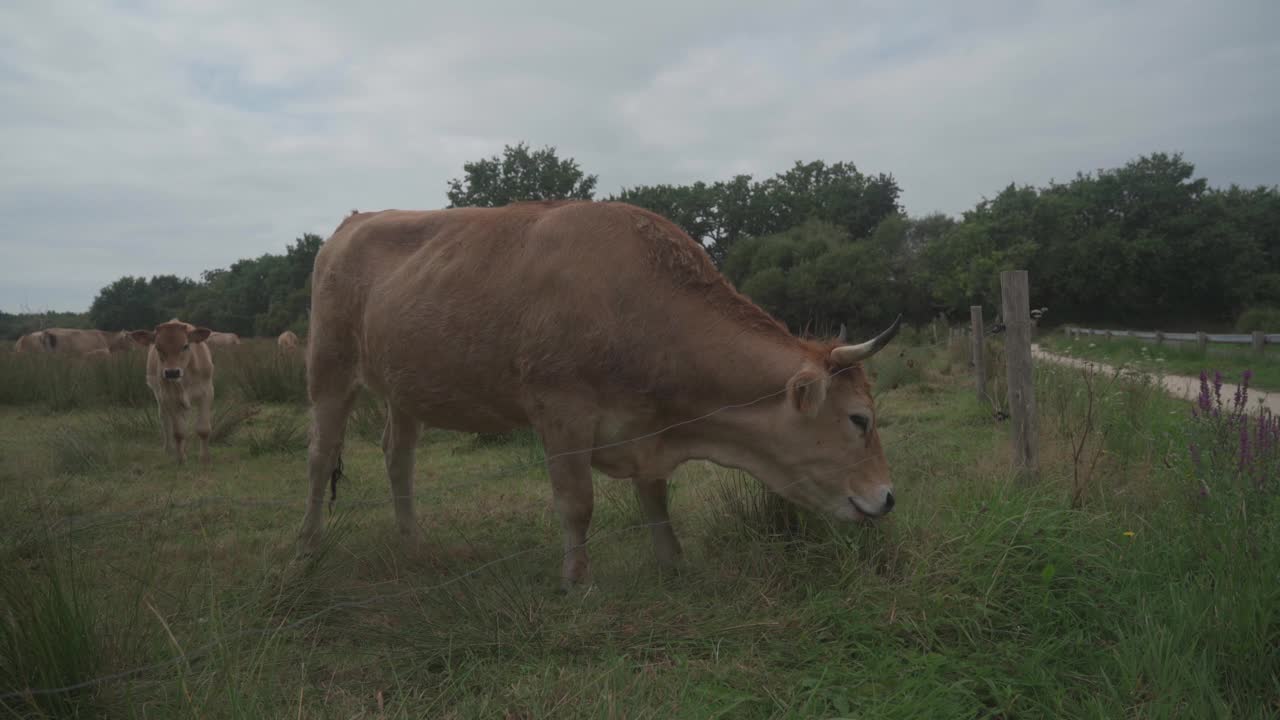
[0,340,309,411]
[3,342,1279,717]
[216,342,307,404]
[0,551,103,718]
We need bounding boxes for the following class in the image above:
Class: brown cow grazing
[277,330,300,351]
[130,319,216,465]
[298,201,901,589]
[207,331,241,346]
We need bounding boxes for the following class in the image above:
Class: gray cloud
[2,0,1276,311]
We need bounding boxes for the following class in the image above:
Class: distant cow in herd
[13,328,132,355]
[277,330,300,351]
[206,331,241,346]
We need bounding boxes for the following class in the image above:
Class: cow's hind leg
[298,351,357,554]
[635,477,682,570]
[382,402,420,539]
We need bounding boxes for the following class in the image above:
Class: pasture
[1,337,1276,718]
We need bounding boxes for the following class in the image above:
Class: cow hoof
[656,559,685,579]
[558,578,597,596]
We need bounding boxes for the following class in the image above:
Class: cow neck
[653,329,809,477]
[665,318,813,429]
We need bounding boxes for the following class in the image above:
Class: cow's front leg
[171,401,189,465]
[635,477,682,570]
[195,390,213,466]
[537,425,596,591]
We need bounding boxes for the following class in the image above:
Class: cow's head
[750,316,902,521]
[130,320,211,381]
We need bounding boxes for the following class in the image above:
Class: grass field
[1039,332,1280,392]
[1,338,1277,718]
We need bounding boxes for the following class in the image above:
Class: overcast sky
[2,0,1277,312]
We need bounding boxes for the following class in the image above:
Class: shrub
[1234,306,1280,333]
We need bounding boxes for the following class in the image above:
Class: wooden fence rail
[1065,327,1280,345]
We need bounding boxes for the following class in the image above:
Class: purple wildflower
[1197,370,1213,414]
[1239,422,1252,474]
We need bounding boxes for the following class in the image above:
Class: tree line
[8,143,1278,340]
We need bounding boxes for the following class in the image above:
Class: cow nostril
[883,491,896,512]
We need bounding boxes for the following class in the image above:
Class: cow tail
[328,454,344,515]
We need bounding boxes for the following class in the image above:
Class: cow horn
[830,314,903,366]
[836,324,848,344]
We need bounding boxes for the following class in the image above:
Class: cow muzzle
[845,490,895,519]
[163,368,183,381]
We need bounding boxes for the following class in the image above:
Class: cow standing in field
[14,328,131,354]
[130,319,216,465]
[298,201,902,588]
[206,331,241,346]
[277,330,300,351]
[14,331,45,352]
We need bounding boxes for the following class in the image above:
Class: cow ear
[188,327,212,344]
[786,366,829,418]
[129,330,155,346]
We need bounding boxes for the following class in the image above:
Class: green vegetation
[2,339,1276,717]
[12,146,1277,344]
[1040,333,1280,392]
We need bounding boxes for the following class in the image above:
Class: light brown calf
[277,330,300,351]
[130,319,216,465]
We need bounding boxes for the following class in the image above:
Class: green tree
[89,277,158,330]
[446,142,597,208]
[614,160,901,266]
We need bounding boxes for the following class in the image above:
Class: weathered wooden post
[1000,270,1038,482]
[1196,331,1208,354]
[1155,330,1165,346]
[970,305,986,404]
[1253,331,1266,356]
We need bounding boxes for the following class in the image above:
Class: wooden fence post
[1196,332,1208,354]
[970,305,986,404]
[1155,330,1165,346]
[1000,270,1038,482]
[1253,331,1266,356]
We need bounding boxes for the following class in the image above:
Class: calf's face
[131,322,211,381]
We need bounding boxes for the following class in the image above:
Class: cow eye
[849,414,871,433]
[182,344,190,351]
